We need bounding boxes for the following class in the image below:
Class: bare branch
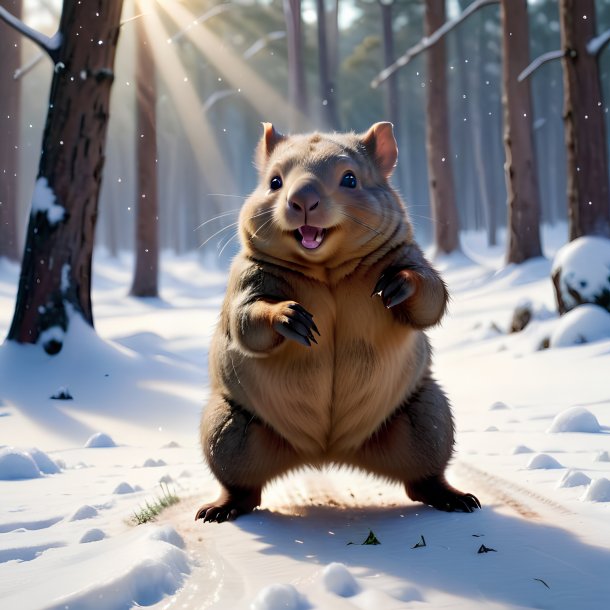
[518,49,565,82]
[0,6,60,61]
[168,3,235,44]
[14,51,44,80]
[243,31,286,60]
[587,28,610,56]
[371,0,500,89]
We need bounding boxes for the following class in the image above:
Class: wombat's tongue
[298,225,324,249]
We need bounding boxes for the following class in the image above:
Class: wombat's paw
[372,269,416,309]
[406,476,482,513]
[195,488,261,523]
[272,302,320,347]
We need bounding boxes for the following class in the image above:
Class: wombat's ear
[256,122,285,169]
[362,122,398,177]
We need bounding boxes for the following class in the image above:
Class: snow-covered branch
[0,5,60,62]
[13,52,44,80]
[587,28,610,56]
[243,31,286,60]
[371,0,500,89]
[518,49,565,82]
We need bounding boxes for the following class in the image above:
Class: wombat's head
[239,122,413,267]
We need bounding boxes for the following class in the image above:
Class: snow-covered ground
[1,225,610,610]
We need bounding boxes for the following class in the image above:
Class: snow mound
[321,562,359,597]
[549,304,610,347]
[80,528,106,543]
[581,478,610,502]
[159,474,174,484]
[512,445,534,455]
[547,407,601,433]
[69,505,99,521]
[0,447,42,480]
[557,470,591,488]
[526,453,563,470]
[484,425,499,432]
[551,236,610,314]
[489,401,510,410]
[251,584,307,610]
[113,482,135,494]
[149,525,185,549]
[85,432,117,448]
[27,447,61,474]
[162,441,181,448]
[594,450,610,462]
[143,458,167,467]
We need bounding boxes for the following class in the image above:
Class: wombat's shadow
[236,502,610,608]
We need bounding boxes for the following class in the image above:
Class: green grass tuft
[131,483,180,525]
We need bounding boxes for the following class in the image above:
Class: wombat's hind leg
[406,475,481,513]
[195,486,261,523]
[196,395,301,523]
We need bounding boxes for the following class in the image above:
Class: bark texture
[501,0,542,264]
[315,0,339,130]
[283,0,308,131]
[130,6,159,297]
[8,1,124,349]
[424,0,460,254]
[559,0,610,240]
[0,0,22,261]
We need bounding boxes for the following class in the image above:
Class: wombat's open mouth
[295,225,326,250]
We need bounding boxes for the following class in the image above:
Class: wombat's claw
[406,476,481,513]
[195,504,239,523]
[372,269,415,308]
[274,303,320,347]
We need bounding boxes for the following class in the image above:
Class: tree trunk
[559,0,610,240]
[283,0,308,132]
[500,0,542,264]
[7,1,124,351]
[315,0,339,130]
[424,0,460,255]
[130,5,159,297]
[0,0,22,261]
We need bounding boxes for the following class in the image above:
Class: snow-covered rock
[0,447,42,480]
[551,236,610,314]
[85,432,117,448]
[321,562,359,597]
[69,505,99,521]
[80,528,106,543]
[27,447,61,474]
[251,584,306,610]
[113,482,135,494]
[557,470,591,488]
[143,458,166,467]
[547,407,601,433]
[549,304,610,347]
[581,478,610,502]
[526,453,563,470]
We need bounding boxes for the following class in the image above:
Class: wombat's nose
[288,183,320,213]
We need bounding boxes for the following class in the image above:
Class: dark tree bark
[559,0,610,240]
[0,0,22,261]
[283,0,308,131]
[6,1,124,351]
[501,0,542,263]
[130,9,159,297]
[315,0,339,130]
[424,0,460,255]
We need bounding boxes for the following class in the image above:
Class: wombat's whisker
[198,221,241,249]
[218,231,240,258]
[339,211,383,236]
[251,215,275,241]
[194,209,241,232]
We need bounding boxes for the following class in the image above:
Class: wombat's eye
[270,176,283,191]
[340,172,357,189]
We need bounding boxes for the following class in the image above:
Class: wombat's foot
[372,268,417,309]
[272,302,320,347]
[406,475,481,513]
[195,486,262,523]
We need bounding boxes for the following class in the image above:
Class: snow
[547,406,602,433]
[0,448,42,480]
[551,236,610,312]
[31,177,66,225]
[2,232,610,609]
[526,453,564,470]
[85,432,117,448]
[549,304,610,347]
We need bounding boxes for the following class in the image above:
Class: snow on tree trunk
[501,0,543,264]
[0,0,22,262]
[559,0,610,241]
[7,1,124,351]
[424,0,460,255]
[130,5,159,298]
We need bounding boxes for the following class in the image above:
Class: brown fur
[196,122,480,522]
